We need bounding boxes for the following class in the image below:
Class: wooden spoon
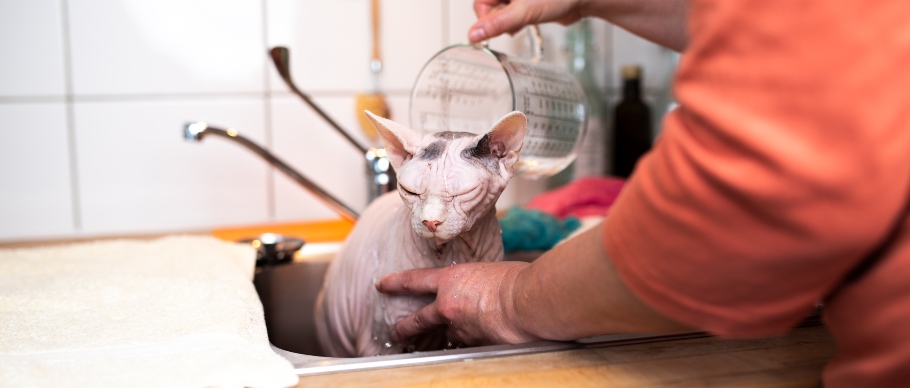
[355,0,390,142]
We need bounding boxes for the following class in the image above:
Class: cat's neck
[411,208,503,265]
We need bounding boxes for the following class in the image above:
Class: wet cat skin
[314,111,527,357]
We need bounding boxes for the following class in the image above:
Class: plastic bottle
[612,65,652,178]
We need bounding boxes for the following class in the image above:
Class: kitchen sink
[252,242,723,376]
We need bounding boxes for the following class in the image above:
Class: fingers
[391,302,447,342]
[468,2,528,43]
[376,267,442,295]
[473,0,504,19]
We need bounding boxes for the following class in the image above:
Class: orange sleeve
[604,0,910,337]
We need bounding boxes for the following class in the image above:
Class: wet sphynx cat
[314,111,527,357]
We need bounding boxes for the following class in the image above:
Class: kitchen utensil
[354,0,390,142]
[270,46,368,154]
[409,27,588,179]
[267,46,396,203]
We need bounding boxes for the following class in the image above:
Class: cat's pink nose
[422,220,441,232]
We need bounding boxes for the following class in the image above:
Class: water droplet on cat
[373,336,378,341]
[450,262,456,267]
[447,342,453,347]
[454,294,458,298]
[384,342,392,348]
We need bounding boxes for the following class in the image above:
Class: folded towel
[499,207,581,252]
[0,236,297,388]
[526,176,626,218]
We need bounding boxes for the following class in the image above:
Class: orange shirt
[603,0,910,386]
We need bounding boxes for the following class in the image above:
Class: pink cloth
[526,176,626,218]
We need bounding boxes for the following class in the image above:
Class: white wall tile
[0,0,66,97]
[270,95,370,222]
[380,0,446,91]
[67,0,266,96]
[265,0,366,93]
[266,0,443,93]
[611,26,677,93]
[0,103,74,241]
[383,93,411,127]
[74,98,270,235]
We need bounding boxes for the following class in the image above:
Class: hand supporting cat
[314,111,527,357]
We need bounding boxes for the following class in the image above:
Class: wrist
[499,262,539,343]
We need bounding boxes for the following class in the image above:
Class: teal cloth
[499,206,581,252]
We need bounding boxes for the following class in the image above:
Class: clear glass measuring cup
[410,27,588,179]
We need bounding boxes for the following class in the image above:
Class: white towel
[0,235,298,388]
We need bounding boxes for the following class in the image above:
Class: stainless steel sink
[280,331,712,376]
[252,243,719,376]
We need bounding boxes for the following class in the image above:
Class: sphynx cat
[314,111,527,357]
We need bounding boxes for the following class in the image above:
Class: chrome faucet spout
[183,121,360,222]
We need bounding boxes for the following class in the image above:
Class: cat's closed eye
[398,184,419,196]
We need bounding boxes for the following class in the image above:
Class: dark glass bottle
[612,65,652,178]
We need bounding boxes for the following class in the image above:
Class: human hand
[469,0,589,43]
[375,261,540,346]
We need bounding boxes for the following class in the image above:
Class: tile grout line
[261,0,276,221]
[60,0,81,232]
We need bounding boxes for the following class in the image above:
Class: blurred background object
[0,0,677,243]
[566,18,609,180]
[612,64,652,178]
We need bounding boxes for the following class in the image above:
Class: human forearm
[582,0,689,51]
[375,222,688,346]
[507,222,690,341]
[469,0,688,52]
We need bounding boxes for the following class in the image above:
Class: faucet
[268,47,399,196]
[183,47,398,222]
[183,121,393,222]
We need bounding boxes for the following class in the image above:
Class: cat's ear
[364,110,423,171]
[486,111,527,170]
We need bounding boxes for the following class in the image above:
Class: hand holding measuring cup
[409,26,588,179]
[469,0,588,42]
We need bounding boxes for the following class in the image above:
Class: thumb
[468,4,528,43]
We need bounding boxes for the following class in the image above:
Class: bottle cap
[621,65,642,80]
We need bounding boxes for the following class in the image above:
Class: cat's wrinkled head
[365,111,527,244]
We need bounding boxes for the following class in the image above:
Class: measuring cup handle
[475,25,544,63]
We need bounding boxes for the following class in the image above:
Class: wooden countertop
[297,325,836,387]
